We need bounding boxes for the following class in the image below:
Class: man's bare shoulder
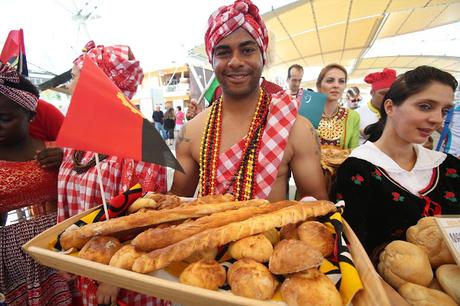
[176,108,210,148]
[289,115,315,141]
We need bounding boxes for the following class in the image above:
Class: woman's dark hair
[177,105,182,111]
[364,66,458,142]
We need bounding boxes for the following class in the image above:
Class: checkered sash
[214,91,298,199]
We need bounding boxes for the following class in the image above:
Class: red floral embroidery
[372,169,382,180]
[444,191,457,202]
[392,192,405,202]
[445,168,459,178]
[351,175,364,185]
[336,193,343,200]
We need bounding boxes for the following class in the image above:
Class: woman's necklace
[72,150,108,174]
[199,89,270,200]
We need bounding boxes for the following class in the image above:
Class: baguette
[132,200,297,251]
[132,201,336,273]
[60,199,268,250]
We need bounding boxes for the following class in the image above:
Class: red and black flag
[56,55,183,171]
[0,29,28,76]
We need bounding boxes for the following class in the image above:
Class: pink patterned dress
[0,158,72,306]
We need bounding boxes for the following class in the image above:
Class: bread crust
[132,201,293,251]
[436,264,460,304]
[398,282,457,306]
[60,199,268,250]
[109,244,145,270]
[297,221,334,257]
[179,259,226,290]
[132,201,336,273]
[79,236,121,265]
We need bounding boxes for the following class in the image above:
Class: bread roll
[406,217,454,268]
[132,201,336,273]
[428,278,443,291]
[269,239,323,275]
[128,198,158,214]
[280,223,299,240]
[132,200,290,251]
[60,199,268,250]
[436,264,460,304]
[109,245,145,270]
[143,193,182,210]
[281,269,342,306]
[398,282,457,306]
[179,259,226,290]
[79,236,121,265]
[184,247,218,263]
[263,228,280,245]
[378,240,433,289]
[227,259,278,300]
[297,221,334,257]
[228,234,273,263]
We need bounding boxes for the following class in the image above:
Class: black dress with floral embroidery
[334,154,460,256]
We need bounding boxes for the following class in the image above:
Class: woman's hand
[35,147,63,169]
[96,283,120,305]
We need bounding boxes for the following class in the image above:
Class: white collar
[350,142,447,173]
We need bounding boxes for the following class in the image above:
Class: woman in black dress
[335,66,460,258]
[163,108,176,146]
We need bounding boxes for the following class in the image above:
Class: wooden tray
[24,208,391,306]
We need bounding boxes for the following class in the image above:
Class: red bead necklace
[199,88,270,200]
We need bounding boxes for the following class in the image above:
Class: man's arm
[289,116,329,200]
[169,123,200,196]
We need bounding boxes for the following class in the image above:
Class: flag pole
[196,73,215,108]
[94,153,110,220]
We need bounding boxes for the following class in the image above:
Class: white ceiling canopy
[261,0,460,88]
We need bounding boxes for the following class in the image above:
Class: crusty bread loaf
[227,259,278,300]
[406,217,455,268]
[228,234,273,263]
[398,282,457,306]
[179,259,226,290]
[60,199,268,250]
[297,221,334,257]
[378,240,433,289]
[132,201,294,251]
[436,264,460,304]
[187,194,234,205]
[132,201,336,273]
[109,245,145,270]
[127,198,159,214]
[269,239,323,275]
[79,236,121,265]
[281,269,343,306]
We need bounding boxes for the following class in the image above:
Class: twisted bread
[132,200,296,251]
[60,199,267,250]
[132,201,336,273]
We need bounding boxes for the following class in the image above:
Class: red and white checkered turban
[204,0,269,64]
[73,41,144,99]
[0,63,38,112]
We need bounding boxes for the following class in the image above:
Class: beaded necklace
[199,88,270,200]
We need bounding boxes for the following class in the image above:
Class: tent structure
[190,0,460,90]
[261,0,460,88]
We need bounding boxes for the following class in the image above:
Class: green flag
[204,77,219,103]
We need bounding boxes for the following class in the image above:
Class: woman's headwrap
[0,63,38,112]
[204,0,269,64]
[73,41,144,99]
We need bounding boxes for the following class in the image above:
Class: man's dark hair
[287,64,304,79]
[177,106,182,111]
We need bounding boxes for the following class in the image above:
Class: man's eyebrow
[214,45,230,52]
[239,40,258,48]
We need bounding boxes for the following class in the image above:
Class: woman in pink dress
[0,63,72,306]
[57,41,169,306]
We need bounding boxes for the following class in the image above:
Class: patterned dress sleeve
[120,159,167,194]
[335,157,373,248]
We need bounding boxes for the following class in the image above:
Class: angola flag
[56,55,183,171]
[0,29,28,76]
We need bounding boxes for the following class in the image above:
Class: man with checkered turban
[170,0,328,202]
